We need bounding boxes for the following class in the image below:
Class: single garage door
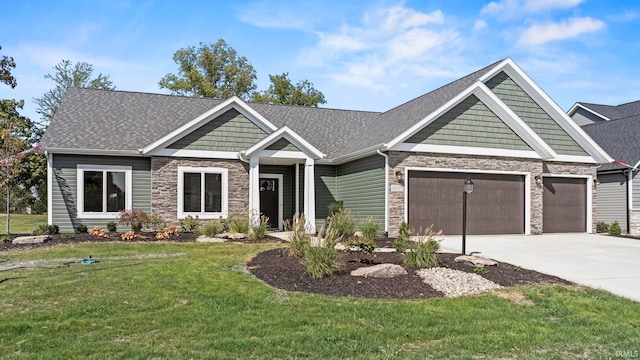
[543,177,587,233]
[407,171,525,235]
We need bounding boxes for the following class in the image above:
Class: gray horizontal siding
[337,155,385,230]
[314,165,338,229]
[51,154,151,233]
[406,95,531,151]
[571,107,607,126]
[633,173,640,209]
[168,109,268,152]
[596,173,628,232]
[486,72,588,156]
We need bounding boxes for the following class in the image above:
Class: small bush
[609,220,622,236]
[63,233,74,239]
[327,209,355,237]
[345,237,378,264]
[33,224,59,235]
[327,202,344,216]
[89,226,108,239]
[249,216,269,240]
[229,217,250,234]
[200,221,225,238]
[474,267,488,276]
[286,213,312,258]
[1,235,10,243]
[156,226,180,240]
[393,221,412,253]
[301,245,340,279]
[121,230,137,241]
[180,215,200,232]
[359,217,381,241]
[75,223,88,233]
[106,221,118,232]
[403,226,441,269]
[119,209,150,231]
[148,213,166,232]
[595,221,609,234]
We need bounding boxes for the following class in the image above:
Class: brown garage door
[407,171,525,235]
[543,177,587,233]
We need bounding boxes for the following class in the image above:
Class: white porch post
[303,158,316,233]
[249,156,260,226]
[295,162,300,214]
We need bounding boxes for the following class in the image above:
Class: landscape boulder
[12,235,49,244]
[351,263,408,278]
[454,255,498,267]
[217,232,246,240]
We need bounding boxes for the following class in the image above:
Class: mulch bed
[247,240,570,299]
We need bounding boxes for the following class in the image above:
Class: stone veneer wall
[628,210,640,236]
[151,157,250,226]
[386,151,598,237]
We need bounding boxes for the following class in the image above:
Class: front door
[259,177,279,229]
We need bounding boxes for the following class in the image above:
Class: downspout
[376,148,389,235]
[628,160,640,233]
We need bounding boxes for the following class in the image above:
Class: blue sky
[2,0,639,123]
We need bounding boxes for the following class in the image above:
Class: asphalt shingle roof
[40,59,504,161]
[578,100,640,121]
[582,117,640,171]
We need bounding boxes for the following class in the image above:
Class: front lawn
[0,213,47,235]
[1,241,638,359]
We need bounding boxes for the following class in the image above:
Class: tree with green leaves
[159,39,257,100]
[0,46,17,89]
[251,73,326,107]
[34,60,115,123]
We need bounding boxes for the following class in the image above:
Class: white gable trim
[567,103,611,121]
[141,96,278,154]
[392,143,542,159]
[480,58,613,164]
[244,126,325,160]
[386,82,556,159]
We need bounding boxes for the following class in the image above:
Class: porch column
[249,156,260,225]
[303,158,316,233]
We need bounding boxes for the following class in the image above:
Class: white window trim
[177,166,229,219]
[77,164,133,219]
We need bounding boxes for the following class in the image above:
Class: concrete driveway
[438,233,640,302]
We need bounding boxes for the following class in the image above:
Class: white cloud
[517,17,606,46]
[481,0,584,19]
[473,20,487,31]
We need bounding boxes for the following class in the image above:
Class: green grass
[1,242,639,359]
[0,213,47,234]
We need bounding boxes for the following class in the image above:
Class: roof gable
[244,126,325,159]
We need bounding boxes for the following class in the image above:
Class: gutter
[376,148,389,235]
[327,143,387,165]
[43,147,142,157]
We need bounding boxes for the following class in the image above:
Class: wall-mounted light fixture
[594,179,600,187]
[534,175,542,187]
[395,169,404,182]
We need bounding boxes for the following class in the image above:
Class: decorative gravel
[416,267,503,297]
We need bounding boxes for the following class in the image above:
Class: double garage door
[407,171,586,235]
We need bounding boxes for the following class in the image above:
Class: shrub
[33,224,59,235]
[393,221,412,253]
[474,267,488,276]
[301,245,340,279]
[609,220,622,236]
[249,216,269,240]
[403,226,441,269]
[75,223,88,233]
[121,230,137,241]
[359,217,381,241]
[327,209,355,237]
[286,213,312,258]
[156,226,180,240]
[148,213,166,232]
[200,221,225,238]
[119,209,150,231]
[180,215,200,232]
[63,233,74,239]
[595,221,609,233]
[1,235,10,243]
[327,201,344,216]
[89,226,108,239]
[106,221,118,232]
[229,216,250,234]
[345,237,378,264]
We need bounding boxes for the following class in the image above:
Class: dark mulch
[0,232,285,252]
[248,242,571,299]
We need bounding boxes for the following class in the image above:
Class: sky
[2,0,640,124]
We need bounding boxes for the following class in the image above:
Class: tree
[0,99,36,234]
[0,46,17,89]
[251,73,326,107]
[159,39,257,100]
[34,60,115,122]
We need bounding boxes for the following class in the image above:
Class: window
[77,165,132,218]
[177,167,228,219]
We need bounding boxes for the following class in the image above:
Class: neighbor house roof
[582,117,640,171]
[570,100,640,122]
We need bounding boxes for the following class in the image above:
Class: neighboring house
[40,58,611,236]
[571,101,640,234]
